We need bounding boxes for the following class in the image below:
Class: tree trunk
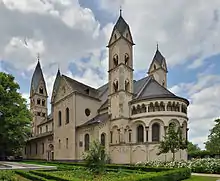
[172,152,175,161]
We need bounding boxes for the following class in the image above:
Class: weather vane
[120,5,122,16]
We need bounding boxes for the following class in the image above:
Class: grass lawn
[184,175,220,181]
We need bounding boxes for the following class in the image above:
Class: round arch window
[85,108,91,116]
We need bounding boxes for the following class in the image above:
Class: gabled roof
[78,113,109,127]
[30,61,47,94]
[51,69,61,103]
[63,75,98,98]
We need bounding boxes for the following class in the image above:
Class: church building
[24,13,189,164]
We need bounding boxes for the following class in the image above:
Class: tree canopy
[157,123,187,161]
[0,72,32,158]
[187,141,201,154]
[205,119,220,154]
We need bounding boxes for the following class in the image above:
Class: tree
[83,140,109,174]
[187,141,201,154]
[157,123,187,161]
[205,119,220,154]
[0,72,32,159]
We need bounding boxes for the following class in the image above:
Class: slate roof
[79,113,109,127]
[31,61,46,93]
[153,49,165,66]
[63,75,99,98]
[114,15,129,35]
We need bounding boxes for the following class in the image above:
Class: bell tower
[148,45,168,88]
[30,59,48,136]
[107,11,135,119]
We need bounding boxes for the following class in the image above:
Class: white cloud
[170,73,220,149]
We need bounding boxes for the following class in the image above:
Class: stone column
[145,126,149,142]
[164,126,168,137]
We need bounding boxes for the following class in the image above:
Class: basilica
[24,13,189,164]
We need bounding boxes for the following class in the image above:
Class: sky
[1,0,220,149]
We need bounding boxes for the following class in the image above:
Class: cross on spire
[120,6,122,16]
[156,42,159,50]
[37,53,40,61]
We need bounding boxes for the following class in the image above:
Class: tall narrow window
[66,108,69,124]
[39,87,44,94]
[125,80,129,92]
[110,131,113,143]
[124,53,129,65]
[35,143,38,154]
[58,139,61,149]
[58,111,62,126]
[129,130,132,142]
[152,123,160,142]
[113,54,118,67]
[37,99,41,105]
[46,125,48,132]
[66,138,69,149]
[42,99,45,106]
[101,133,106,147]
[42,143,44,154]
[84,134,90,151]
[137,125,144,142]
[40,127,42,134]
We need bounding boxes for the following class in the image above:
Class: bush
[137,158,220,174]
[15,171,49,181]
[0,171,19,181]
[83,140,108,174]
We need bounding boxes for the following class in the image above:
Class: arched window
[167,102,172,111]
[37,99,41,105]
[137,125,144,142]
[154,65,156,70]
[125,80,129,92]
[124,53,129,65]
[113,54,118,67]
[152,123,160,142]
[136,105,141,114]
[131,106,136,115]
[175,103,180,112]
[101,133,106,147]
[160,102,165,111]
[141,104,146,113]
[66,108,69,124]
[84,134,90,151]
[58,111,62,126]
[39,87,44,94]
[155,102,160,111]
[113,80,118,92]
[171,102,176,111]
[42,99,45,106]
[148,102,154,112]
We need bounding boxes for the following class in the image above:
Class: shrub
[0,171,19,181]
[137,158,220,174]
[83,140,108,174]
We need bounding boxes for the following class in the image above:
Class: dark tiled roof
[31,61,46,93]
[99,99,108,111]
[136,76,177,100]
[153,49,165,66]
[79,113,109,127]
[51,69,61,103]
[114,15,129,35]
[63,75,98,98]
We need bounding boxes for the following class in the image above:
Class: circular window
[85,108,91,116]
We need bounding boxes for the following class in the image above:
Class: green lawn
[185,175,220,181]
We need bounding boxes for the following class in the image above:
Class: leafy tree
[187,141,201,154]
[205,119,220,154]
[0,72,32,159]
[157,123,187,161]
[83,140,109,174]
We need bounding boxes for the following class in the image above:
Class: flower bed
[136,158,220,174]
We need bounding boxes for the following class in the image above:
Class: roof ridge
[62,74,97,91]
[136,75,153,98]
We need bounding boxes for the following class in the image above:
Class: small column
[117,129,120,143]
[164,126,168,136]
[145,126,149,142]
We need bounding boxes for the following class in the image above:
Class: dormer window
[39,87,44,94]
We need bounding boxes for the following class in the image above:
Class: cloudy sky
[1,0,220,149]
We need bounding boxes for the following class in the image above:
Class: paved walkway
[0,162,57,170]
[192,173,220,178]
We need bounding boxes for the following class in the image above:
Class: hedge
[0,171,19,181]
[15,171,50,181]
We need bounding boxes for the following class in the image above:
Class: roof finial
[120,5,122,16]
[37,52,40,62]
[156,42,159,51]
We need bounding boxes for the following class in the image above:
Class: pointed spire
[156,42,159,51]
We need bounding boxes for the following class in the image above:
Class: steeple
[107,11,134,47]
[51,68,61,106]
[148,45,168,88]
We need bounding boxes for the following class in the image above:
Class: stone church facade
[24,14,189,164]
